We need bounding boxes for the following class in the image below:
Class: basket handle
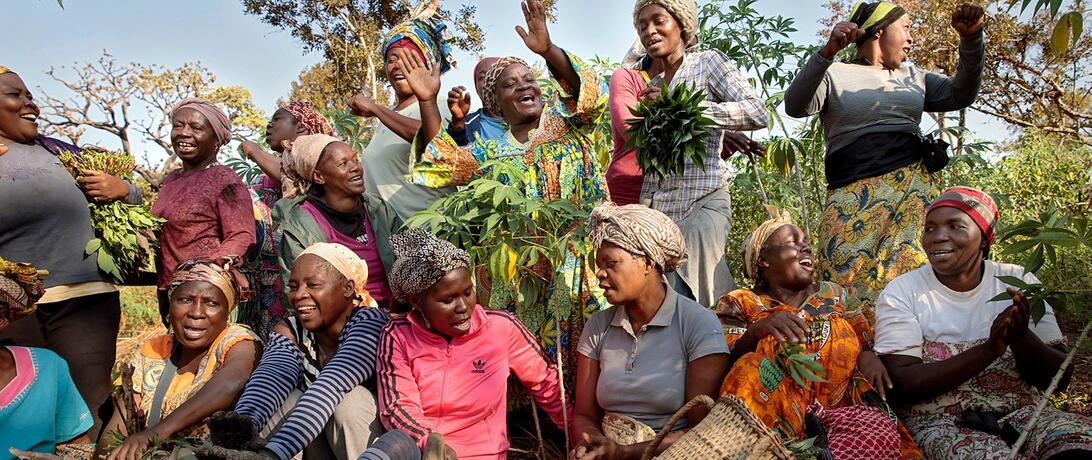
[639,394,715,460]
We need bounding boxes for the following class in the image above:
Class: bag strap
[146,345,180,425]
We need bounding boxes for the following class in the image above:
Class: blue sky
[7,0,1005,160]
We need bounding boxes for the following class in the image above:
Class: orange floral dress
[716,282,921,458]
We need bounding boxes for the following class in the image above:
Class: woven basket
[640,395,794,460]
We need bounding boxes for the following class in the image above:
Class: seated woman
[875,187,1092,459]
[274,134,401,310]
[377,228,570,460]
[104,260,259,460]
[206,242,388,460]
[0,258,93,458]
[570,203,728,459]
[717,206,919,458]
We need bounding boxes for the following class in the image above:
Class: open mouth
[296,305,318,319]
[798,258,815,270]
[19,112,38,123]
[451,317,471,332]
[517,94,537,106]
[181,324,207,340]
[928,249,954,257]
[349,174,364,185]
[645,37,663,48]
[175,141,198,154]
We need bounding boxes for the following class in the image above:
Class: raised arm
[923,5,985,112]
[516,0,580,96]
[350,93,422,143]
[701,50,768,131]
[242,141,284,183]
[783,21,861,118]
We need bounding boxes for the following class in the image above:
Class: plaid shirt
[639,49,768,221]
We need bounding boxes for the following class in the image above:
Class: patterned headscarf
[480,56,531,118]
[0,258,47,323]
[848,2,907,46]
[928,186,1000,245]
[388,228,471,304]
[284,100,334,137]
[297,242,376,308]
[167,260,248,310]
[743,205,795,280]
[588,203,687,273]
[280,134,340,199]
[382,16,456,75]
[632,0,699,46]
[172,97,232,147]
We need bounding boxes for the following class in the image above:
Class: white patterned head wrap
[388,228,472,304]
[743,205,794,281]
[588,202,687,273]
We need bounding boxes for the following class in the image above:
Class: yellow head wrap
[743,205,795,281]
[297,242,376,308]
[848,2,907,46]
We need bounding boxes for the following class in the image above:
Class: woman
[570,203,728,459]
[395,0,609,370]
[875,187,1092,458]
[607,0,768,308]
[377,228,570,460]
[717,207,920,458]
[0,258,94,458]
[0,65,142,437]
[273,134,401,309]
[206,242,389,460]
[105,260,259,460]
[349,14,456,222]
[783,2,986,314]
[240,101,337,332]
[153,97,256,324]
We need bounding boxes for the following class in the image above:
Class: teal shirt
[0,346,92,456]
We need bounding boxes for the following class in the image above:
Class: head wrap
[743,205,795,280]
[280,133,340,199]
[382,17,456,75]
[632,0,699,47]
[927,186,999,245]
[388,228,471,304]
[297,242,376,308]
[284,100,334,137]
[168,260,247,309]
[0,66,12,75]
[848,2,907,46]
[480,56,530,118]
[171,97,232,147]
[588,203,687,273]
[0,258,47,323]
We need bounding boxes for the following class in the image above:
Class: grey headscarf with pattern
[588,202,687,273]
[388,228,472,303]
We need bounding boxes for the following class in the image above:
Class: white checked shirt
[639,49,768,221]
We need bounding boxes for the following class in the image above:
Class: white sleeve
[874,280,924,358]
[1022,270,1066,345]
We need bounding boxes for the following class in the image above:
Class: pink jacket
[377,305,571,459]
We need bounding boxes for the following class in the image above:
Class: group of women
[2,0,1092,459]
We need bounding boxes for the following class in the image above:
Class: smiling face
[756,225,815,291]
[594,242,656,306]
[411,267,476,338]
[875,15,913,68]
[636,4,686,59]
[171,108,220,167]
[494,63,543,125]
[0,73,41,144]
[169,280,231,352]
[265,108,302,153]
[288,254,356,333]
[922,206,986,279]
[312,141,365,197]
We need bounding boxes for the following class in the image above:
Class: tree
[38,51,266,189]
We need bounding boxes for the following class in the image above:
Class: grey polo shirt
[577,284,727,431]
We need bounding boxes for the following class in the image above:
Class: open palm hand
[391,47,441,103]
[516,0,552,55]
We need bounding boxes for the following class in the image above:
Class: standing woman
[153,98,256,323]
[612,0,768,308]
[0,66,143,437]
[783,2,986,313]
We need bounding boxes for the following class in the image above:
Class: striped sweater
[234,307,388,460]
[377,306,571,460]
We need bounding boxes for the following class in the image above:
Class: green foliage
[58,150,164,283]
[1008,0,1085,55]
[777,342,827,389]
[624,84,715,181]
[406,160,596,310]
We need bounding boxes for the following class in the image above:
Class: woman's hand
[78,169,130,202]
[516,0,553,56]
[819,21,865,59]
[391,47,441,104]
[447,86,471,131]
[571,432,621,460]
[951,3,986,38]
[349,93,378,118]
[638,86,661,104]
[752,311,807,343]
[106,429,159,460]
[240,141,265,162]
[987,304,1017,357]
[857,349,893,400]
[206,410,263,451]
[720,132,765,161]
[1005,288,1031,343]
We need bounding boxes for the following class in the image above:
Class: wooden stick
[1007,317,1092,459]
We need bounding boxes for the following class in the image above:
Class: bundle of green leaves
[58,150,164,283]
[624,83,715,181]
[776,342,827,388]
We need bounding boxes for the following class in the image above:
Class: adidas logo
[471,359,486,374]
